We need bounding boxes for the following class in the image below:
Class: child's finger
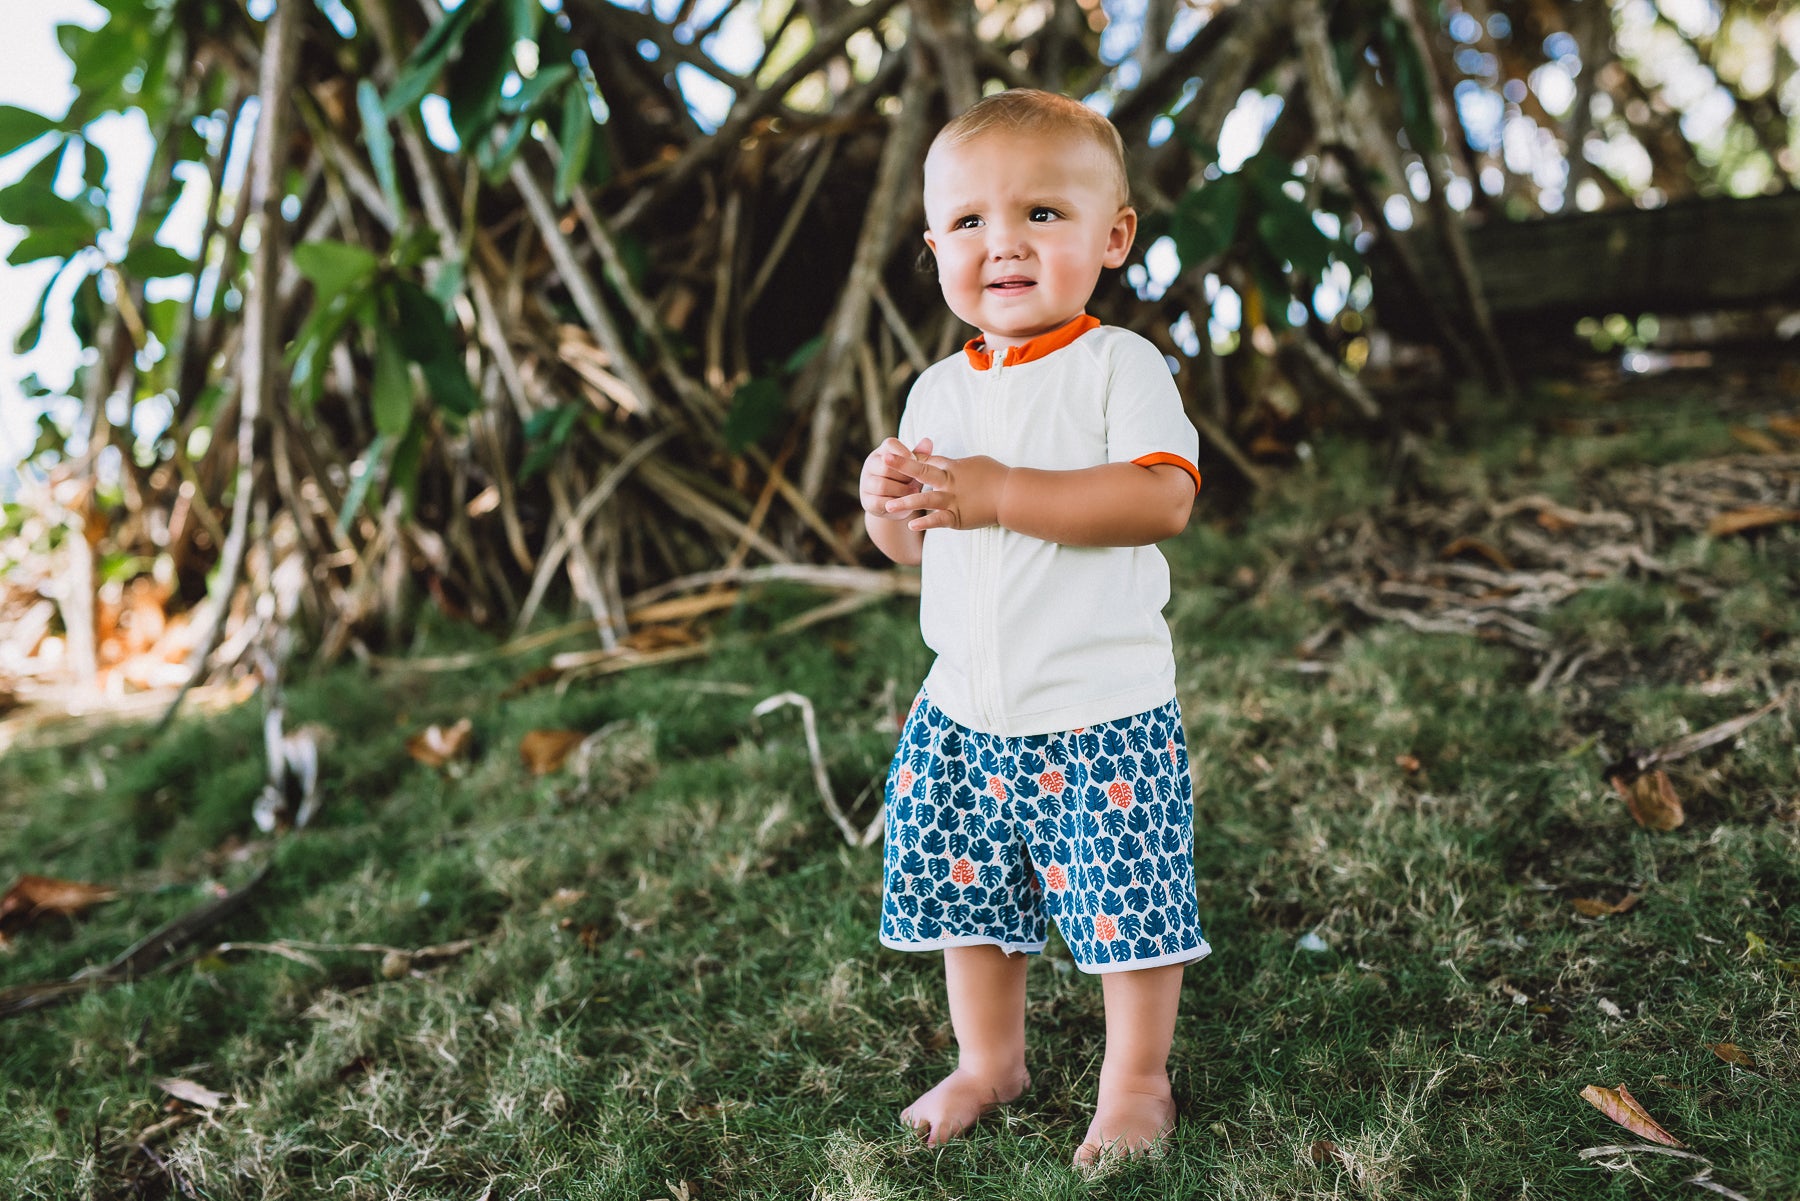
[912,436,934,459]
[897,457,950,487]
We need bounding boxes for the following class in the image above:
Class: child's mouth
[987,277,1035,293]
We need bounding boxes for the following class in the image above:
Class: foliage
[0,0,1796,684]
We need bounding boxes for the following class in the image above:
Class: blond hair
[929,89,1129,205]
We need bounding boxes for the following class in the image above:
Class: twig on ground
[752,691,882,848]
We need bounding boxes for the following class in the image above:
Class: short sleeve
[1102,333,1203,493]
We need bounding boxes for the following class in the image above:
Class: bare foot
[1072,1073,1175,1170]
[900,1065,1030,1146]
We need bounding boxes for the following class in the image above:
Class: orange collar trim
[962,314,1101,370]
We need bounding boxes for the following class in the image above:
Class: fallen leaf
[520,729,586,774]
[1768,414,1800,438]
[1580,1083,1685,1148]
[1707,505,1800,538]
[1709,1043,1753,1067]
[1572,893,1642,917]
[0,875,119,940]
[621,624,701,654]
[1728,426,1785,454]
[1309,1139,1354,1171]
[1439,536,1514,570]
[1613,770,1684,831]
[154,1077,229,1109]
[542,888,586,913]
[1744,931,1767,958]
[406,717,474,767]
[1395,753,1423,774]
[1597,997,1624,1019]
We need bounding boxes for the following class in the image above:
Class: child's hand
[889,453,1011,532]
[861,436,935,521]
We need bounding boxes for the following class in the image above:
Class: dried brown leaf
[520,729,586,775]
[154,1077,229,1109]
[1439,536,1515,570]
[1572,893,1642,917]
[1707,505,1800,538]
[1580,1083,1685,1148]
[1728,426,1785,454]
[1768,414,1800,438]
[1308,1139,1354,1171]
[0,875,119,937]
[1613,770,1684,831]
[1395,753,1423,774]
[406,717,474,767]
[1709,1043,1753,1067]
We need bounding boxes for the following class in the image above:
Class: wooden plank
[1373,192,1800,336]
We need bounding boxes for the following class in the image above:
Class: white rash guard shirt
[897,315,1202,738]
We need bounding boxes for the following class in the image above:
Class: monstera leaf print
[978,746,1001,774]
[934,880,959,902]
[1046,739,1069,765]
[947,902,971,926]
[949,831,970,858]
[921,829,946,857]
[1095,834,1118,861]
[1108,861,1135,889]
[979,864,1003,889]
[919,897,942,921]
[946,756,967,784]
[1128,805,1152,834]
[893,794,913,822]
[898,895,919,917]
[1019,749,1045,775]
[970,906,996,926]
[1134,857,1158,886]
[1127,724,1150,753]
[1080,812,1101,838]
[1102,809,1127,837]
[1135,936,1161,959]
[932,779,955,805]
[1125,885,1150,913]
[1143,910,1168,938]
[1102,728,1127,757]
[1093,755,1117,779]
[1120,913,1143,940]
[899,825,921,849]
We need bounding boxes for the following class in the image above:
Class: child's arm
[860,436,935,566]
[884,452,1193,546]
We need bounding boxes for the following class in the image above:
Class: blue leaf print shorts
[879,691,1212,974]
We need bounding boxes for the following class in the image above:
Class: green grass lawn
[2,379,1797,1199]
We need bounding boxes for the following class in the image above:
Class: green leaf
[0,105,58,160]
[1254,197,1336,279]
[0,178,103,234]
[357,80,403,219]
[291,239,380,300]
[721,377,786,453]
[336,434,388,535]
[501,64,573,115]
[120,240,195,279]
[476,117,530,183]
[389,420,426,518]
[390,278,479,416]
[14,272,61,354]
[1380,15,1439,155]
[383,0,483,117]
[554,83,592,205]
[286,291,362,408]
[7,228,93,266]
[782,333,825,375]
[70,268,104,346]
[370,330,413,437]
[1169,176,1241,268]
[446,1,515,147]
[519,403,582,482]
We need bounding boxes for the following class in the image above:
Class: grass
[2,375,1797,1199]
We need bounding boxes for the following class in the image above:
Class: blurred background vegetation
[0,0,1797,712]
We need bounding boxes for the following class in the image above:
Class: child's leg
[900,944,1031,1145]
[1073,962,1184,1168]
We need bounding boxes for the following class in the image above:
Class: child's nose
[987,224,1027,260]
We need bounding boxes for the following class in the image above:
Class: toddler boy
[858,88,1211,1169]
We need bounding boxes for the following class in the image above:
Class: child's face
[922,127,1136,351]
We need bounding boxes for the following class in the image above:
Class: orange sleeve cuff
[1131,452,1202,494]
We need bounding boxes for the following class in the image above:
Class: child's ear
[916,230,938,275]
[1103,207,1138,268]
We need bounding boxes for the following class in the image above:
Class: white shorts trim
[879,933,1046,957]
[1076,938,1213,975]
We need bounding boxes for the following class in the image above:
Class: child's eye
[953,214,983,230]
[1030,207,1060,222]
